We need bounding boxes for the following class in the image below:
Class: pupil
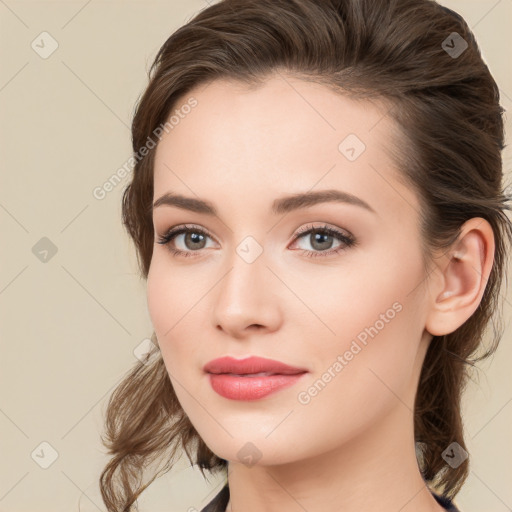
[187,232,205,248]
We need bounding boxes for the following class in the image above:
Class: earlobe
[425,218,495,337]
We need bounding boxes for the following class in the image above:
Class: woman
[99,1,512,511]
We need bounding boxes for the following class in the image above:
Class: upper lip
[203,356,308,375]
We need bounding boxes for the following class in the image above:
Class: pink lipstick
[203,356,308,401]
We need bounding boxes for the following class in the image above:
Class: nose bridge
[212,237,281,334]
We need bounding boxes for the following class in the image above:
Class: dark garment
[199,483,461,512]
[200,483,229,512]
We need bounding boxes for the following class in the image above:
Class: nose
[211,251,283,339]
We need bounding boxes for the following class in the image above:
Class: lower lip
[208,373,307,401]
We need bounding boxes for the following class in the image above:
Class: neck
[224,403,445,512]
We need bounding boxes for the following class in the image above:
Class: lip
[203,355,308,376]
[203,356,308,401]
[207,373,307,401]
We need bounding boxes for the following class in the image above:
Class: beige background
[0,1,510,511]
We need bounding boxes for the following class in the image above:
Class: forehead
[152,75,418,223]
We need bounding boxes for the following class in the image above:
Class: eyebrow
[152,189,376,216]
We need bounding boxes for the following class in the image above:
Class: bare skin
[147,72,494,512]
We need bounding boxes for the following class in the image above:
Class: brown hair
[99,0,512,510]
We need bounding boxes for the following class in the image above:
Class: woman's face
[147,74,434,465]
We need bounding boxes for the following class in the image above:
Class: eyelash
[156,223,356,259]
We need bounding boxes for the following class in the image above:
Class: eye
[156,224,216,258]
[156,223,356,259]
[289,223,356,258]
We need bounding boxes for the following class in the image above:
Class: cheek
[294,243,427,397]
[146,254,196,331]
[290,269,425,450]
[146,259,185,363]
[289,244,424,342]
[146,260,169,334]
[146,256,208,372]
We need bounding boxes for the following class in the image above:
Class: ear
[424,217,495,337]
